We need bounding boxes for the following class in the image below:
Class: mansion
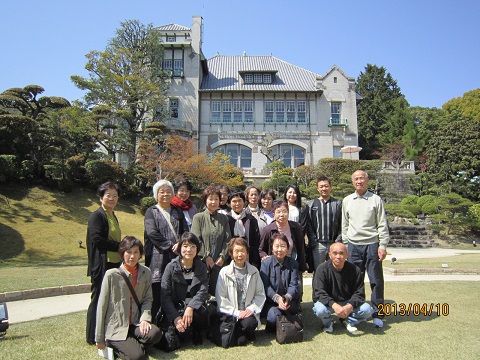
[157,16,360,181]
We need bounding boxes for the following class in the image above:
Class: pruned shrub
[85,160,125,190]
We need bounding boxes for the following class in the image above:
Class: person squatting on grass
[96,236,163,360]
[86,182,123,345]
[260,233,301,332]
[312,242,373,333]
[215,237,266,346]
[160,232,210,347]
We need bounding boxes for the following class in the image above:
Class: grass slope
[0,184,145,266]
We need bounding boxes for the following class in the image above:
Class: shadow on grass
[0,202,54,224]
[0,223,24,260]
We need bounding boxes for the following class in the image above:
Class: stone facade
[157,16,360,181]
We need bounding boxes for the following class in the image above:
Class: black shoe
[237,335,247,346]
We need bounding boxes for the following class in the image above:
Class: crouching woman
[96,236,162,360]
[160,232,210,346]
[215,237,266,346]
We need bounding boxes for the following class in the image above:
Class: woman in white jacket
[215,237,266,346]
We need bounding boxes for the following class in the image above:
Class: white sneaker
[323,323,334,333]
[373,318,384,328]
[341,319,358,333]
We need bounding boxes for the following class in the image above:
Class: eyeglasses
[182,244,197,250]
[274,209,288,215]
[273,244,287,250]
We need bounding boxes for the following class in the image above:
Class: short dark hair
[270,232,289,252]
[175,178,193,192]
[260,189,276,203]
[202,185,221,203]
[219,185,231,194]
[228,237,249,257]
[272,200,289,212]
[316,176,331,186]
[228,191,246,204]
[118,236,144,258]
[178,232,201,258]
[98,182,122,198]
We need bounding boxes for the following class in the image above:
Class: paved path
[6,248,479,324]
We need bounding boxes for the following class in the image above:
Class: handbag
[276,313,304,344]
[209,314,237,348]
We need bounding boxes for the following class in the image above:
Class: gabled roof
[200,55,321,92]
[156,23,191,32]
[318,65,355,82]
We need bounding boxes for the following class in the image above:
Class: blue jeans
[312,301,373,327]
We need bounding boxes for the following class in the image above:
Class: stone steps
[388,225,439,248]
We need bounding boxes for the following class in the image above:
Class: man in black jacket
[303,176,342,271]
[312,243,372,333]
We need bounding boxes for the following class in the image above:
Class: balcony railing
[328,117,348,127]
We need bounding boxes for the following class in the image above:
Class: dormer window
[242,72,275,84]
[167,36,175,42]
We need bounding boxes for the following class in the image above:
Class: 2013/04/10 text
[377,303,449,316]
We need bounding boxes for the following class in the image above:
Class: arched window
[214,144,252,168]
[270,144,305,168]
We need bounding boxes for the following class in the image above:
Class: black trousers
[108,324,163,360]
[86,262,120,344]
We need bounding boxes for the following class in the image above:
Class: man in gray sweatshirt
[342,170,389,328]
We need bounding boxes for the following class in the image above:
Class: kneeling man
[312,242,372,333]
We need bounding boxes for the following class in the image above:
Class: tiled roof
[156,23,191,31]
[201,55,320,92]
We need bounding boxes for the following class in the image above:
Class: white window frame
[245,74,253,83]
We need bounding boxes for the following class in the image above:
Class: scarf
[171,195,193,211]
[248,205,259,215]
[230,209,246,237]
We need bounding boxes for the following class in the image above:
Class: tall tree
[0,85,70,179]
[356,64,406,159]
[71,19,167,168]
[425,113,480,201]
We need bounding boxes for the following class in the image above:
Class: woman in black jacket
[160,232,210,346]
[144,179,188,320]
[86,181,122,345]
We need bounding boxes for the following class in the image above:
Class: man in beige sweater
[342,170,389,328]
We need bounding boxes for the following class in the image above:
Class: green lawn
[386,253,480,270]
[2,283,479,360]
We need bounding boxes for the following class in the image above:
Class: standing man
[303,176,342,271]
[342,170,389,328]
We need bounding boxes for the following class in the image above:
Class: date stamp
[377,303,450,316]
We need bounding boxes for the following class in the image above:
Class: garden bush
[85,160,125,191]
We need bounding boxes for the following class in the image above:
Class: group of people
[86,169,389,359]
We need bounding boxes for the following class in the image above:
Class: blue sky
[1,0,479,108]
